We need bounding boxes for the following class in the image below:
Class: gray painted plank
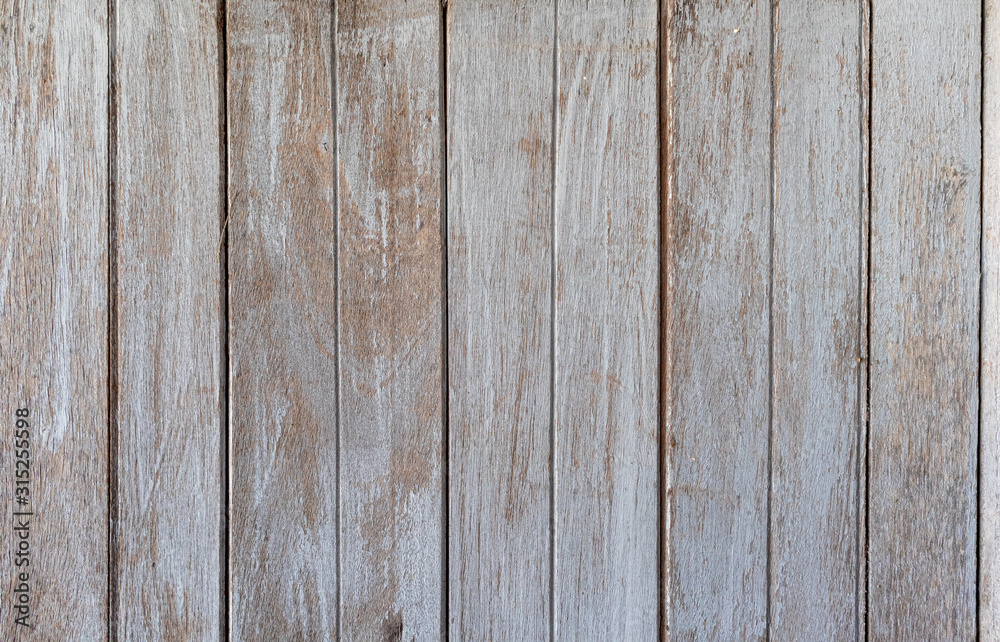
[554,1,658,637]
[769,1,864,638]
[663,1,772,638]
[985,0,1000,636]
[337,1,445,638]
[227,0,339,638]
[447,1,554,638]
[869,1,981,639]
[0,1,108,638]
[115,0,223,637]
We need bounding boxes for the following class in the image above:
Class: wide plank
[0,1,108,638]
[337,0,445,638]
[663,1,772,638]
[227,0,339,638]
[447,1,554,638]
[554,0,659,637]
[114,0,223,637]
[868,1,981,638]
[769,1,865,638]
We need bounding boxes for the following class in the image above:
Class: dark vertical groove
[864,0,874,637]
[766,0,777,638]
[217,2,230,640]
[548,2,559,640]
[331,0,342,637]
[978,0,986,638]
[854,0,871,639]
[106,0,119,639]
[656,0,666,638]
[439,2,450,640]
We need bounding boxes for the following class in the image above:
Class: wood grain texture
[663,1,772,638]
[115,0,222,637]
[227,0,338,638]
[337,1,444,639]
[769,1,864,638]
[0,1,108,638]
[985,0,1000,636]
[868,1,981,638]
[447,1,554,638]
[554,1,658,637]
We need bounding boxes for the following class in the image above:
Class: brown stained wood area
[0,0,994,640]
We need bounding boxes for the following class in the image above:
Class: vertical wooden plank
[869,1,980,638]
[985,1,1000,636]
[337,1,444,639]
[448,1,554,638]
[769,1,864,638]
[554,1,658,637]
[663,1,772,638]
[0,1,108,638]
[227,0,338,638]
[115,0,222,637]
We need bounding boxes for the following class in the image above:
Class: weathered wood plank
[0,1,108,638]
[115,0,223,637]
[769,1,864,638]
[447,1,554,638]
[553,1,658,637]
[869,1,980,638]
[227,0,338,638]
[337,1,445,638]
[663,2,772,638]
[984,0,1000,636]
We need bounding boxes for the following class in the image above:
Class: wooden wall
[0,0,994,639]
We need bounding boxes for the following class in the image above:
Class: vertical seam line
[440,2,451,639]
[107,0,119,638]
[332,0,342,637]
[549,2,559,640]
[217,2,230,640]
[657,0,667,638]
[979,0,987,638]
[864,1,873,638]
[766,0,777,638]
[854,0,870,637]
[331,0,342,636]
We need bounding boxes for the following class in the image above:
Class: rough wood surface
[447,1,554,638]
[115,0,223,637]
[868,1,981,638]
[227,0,339,638]
[985,0,1000,636]
[0,1,108,639]
[337,1,445,639]
[554,1,658,638]
[5,3,997,638]
[663,2,772,638]
[769,1,864,638]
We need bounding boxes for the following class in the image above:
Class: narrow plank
[663,1,772,638]
[554,1,658,637]
[115,0,223,637]
[984,0,1000,636]
[868,1,981,638]
[0,1,108,638]
[227,0,338,638]
[769,1,864,638]
[337,1,445,638]
[447,0,554,638]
